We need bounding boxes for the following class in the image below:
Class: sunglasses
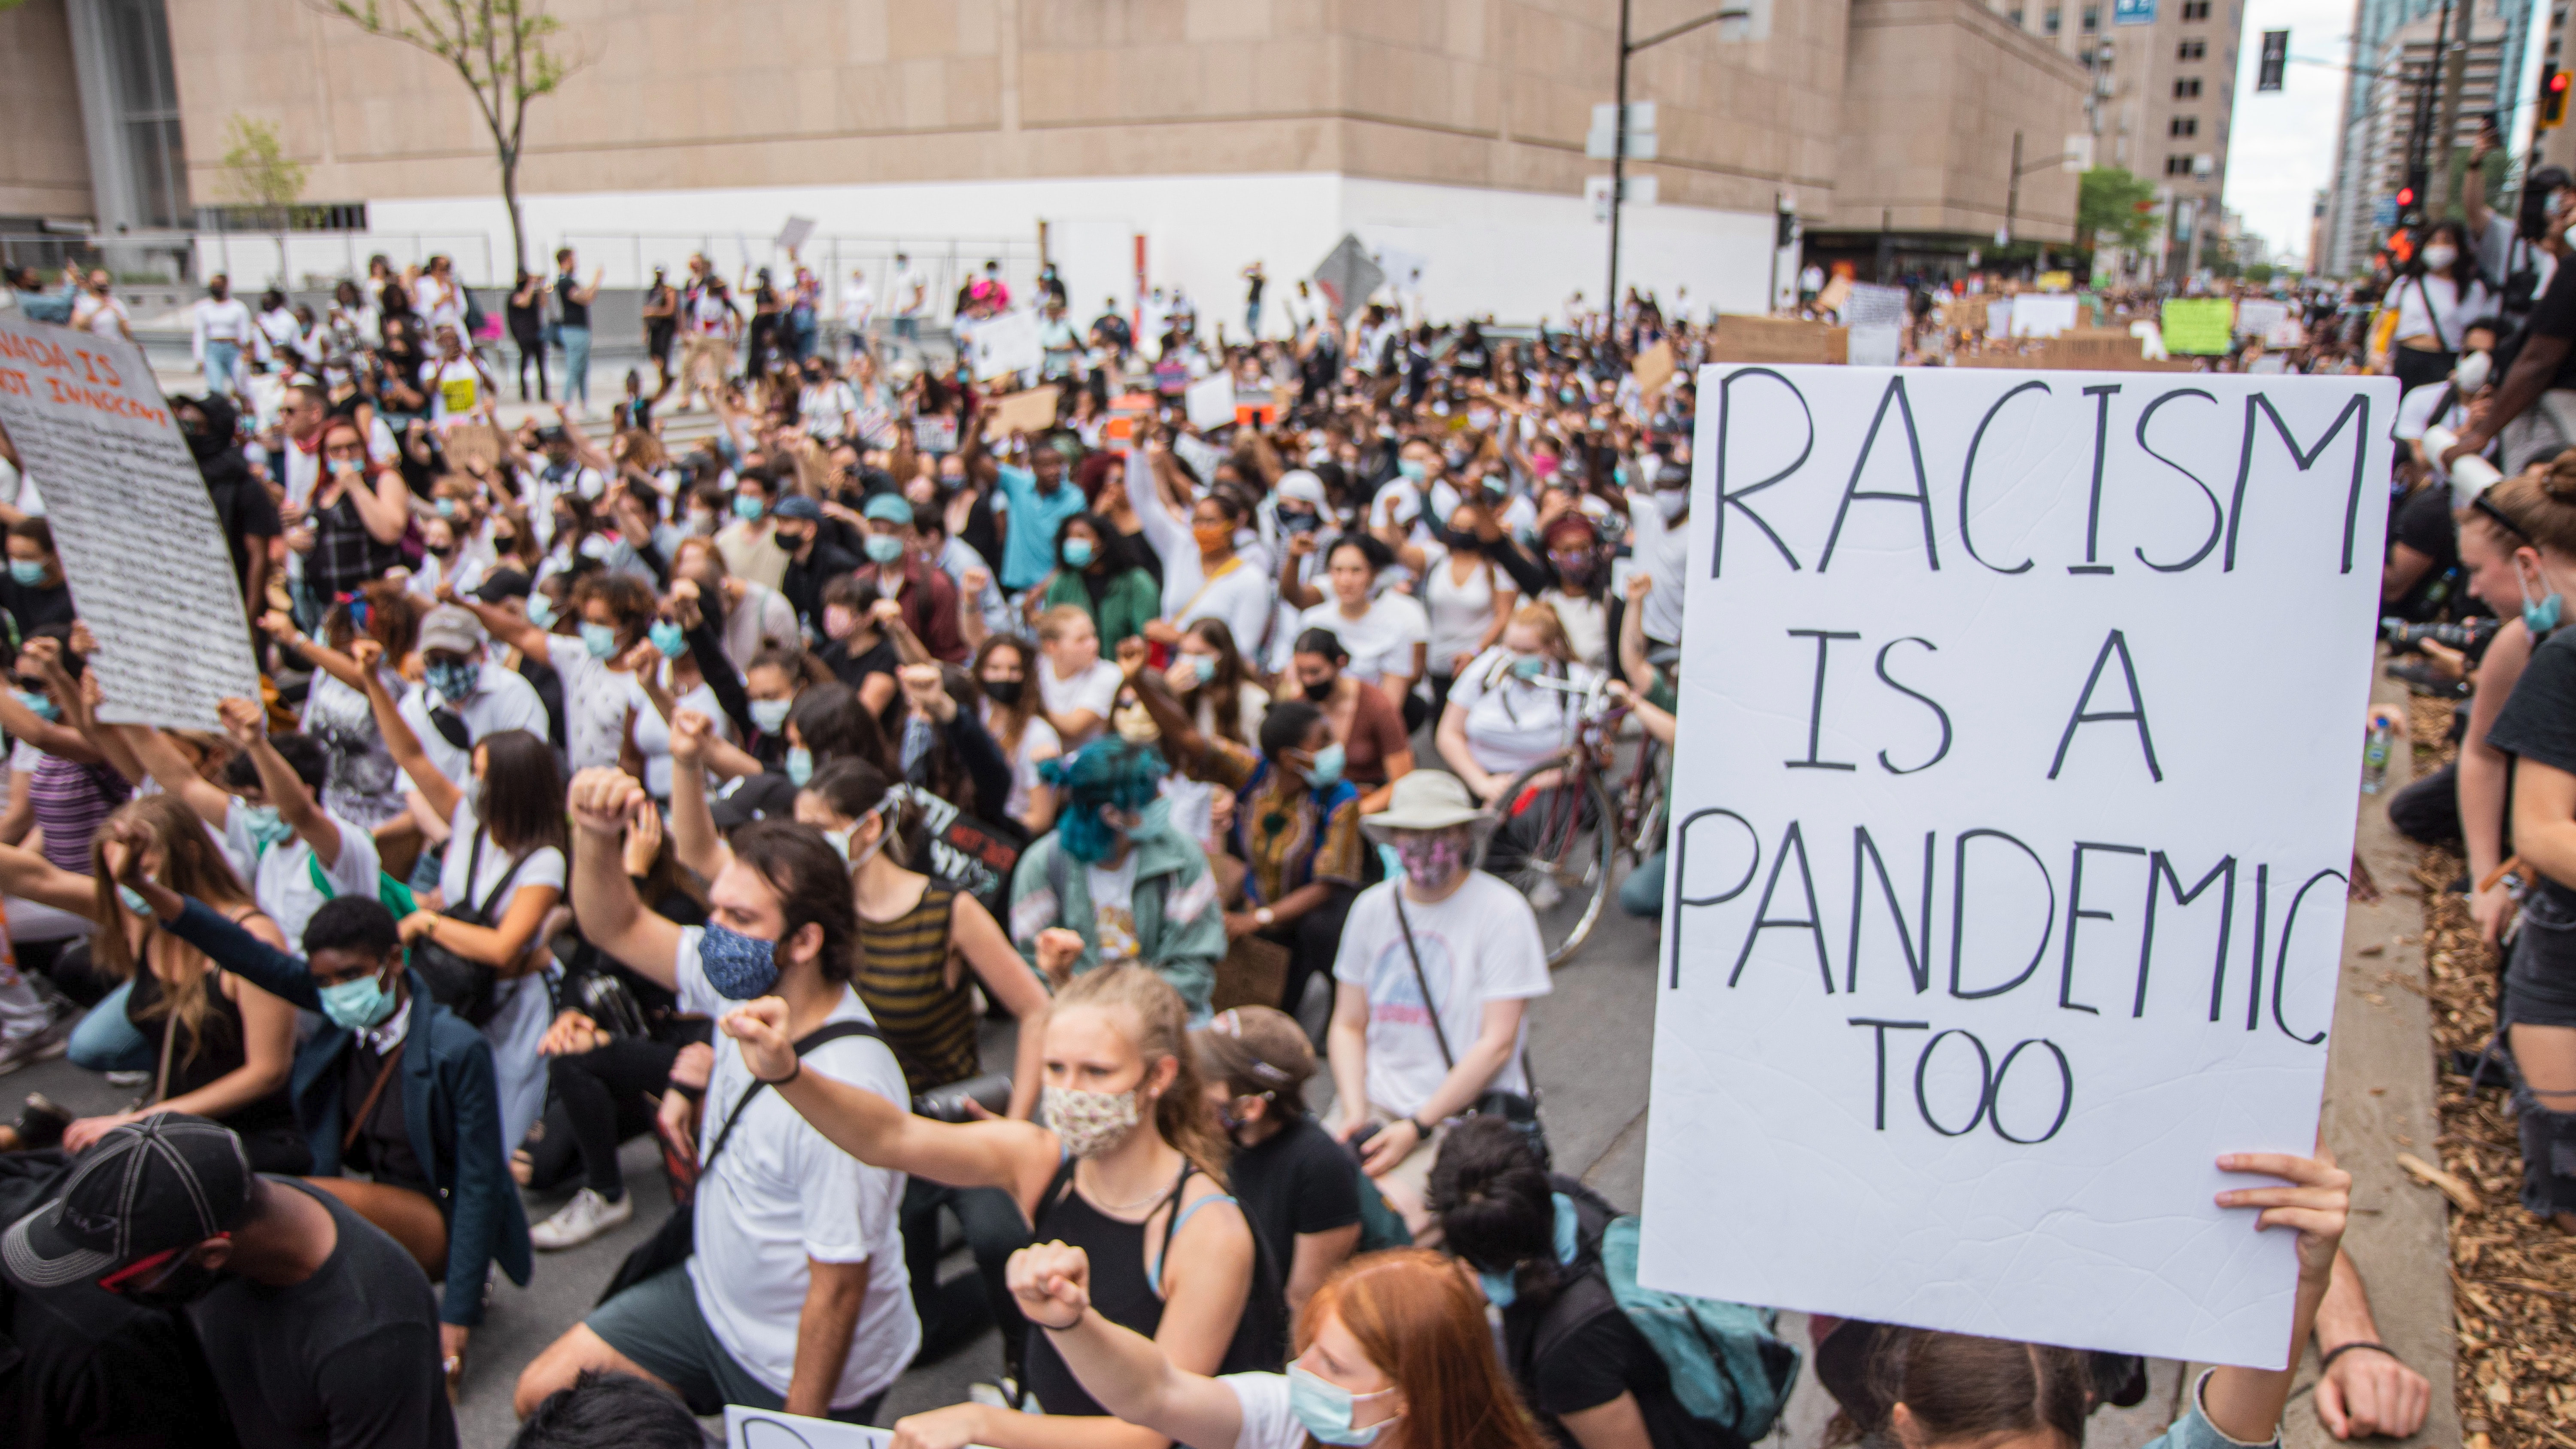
[95,1235,223,1295]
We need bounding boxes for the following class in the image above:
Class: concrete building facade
[8,0,2091,322]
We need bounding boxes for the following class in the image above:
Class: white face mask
[2422,245,2459,271]
[2456,350,2494,393]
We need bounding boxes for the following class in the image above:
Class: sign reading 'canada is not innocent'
[1639,365,2395,1369]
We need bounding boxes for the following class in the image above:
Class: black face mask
[1301,677,1336,702]
[118,1255,230,1309]
[983,677,1024,707]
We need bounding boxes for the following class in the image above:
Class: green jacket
[1040,567,1162,650]
[1007,819,1224,1019]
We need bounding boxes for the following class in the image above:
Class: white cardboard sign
[971,309,1044,380]
[2010,293,2080,337]
[725,1405,901,1445]
[0,319,260,729]
[1640,365,2394,1369]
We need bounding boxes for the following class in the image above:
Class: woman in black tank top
[719,961,1288,1443]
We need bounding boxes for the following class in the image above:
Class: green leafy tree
[220,115,307,286]
[315,0,576,276]
[2075,167,2159,255]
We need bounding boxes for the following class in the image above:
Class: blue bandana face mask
[699,921,782,999]
[1288,1365,1402,1447]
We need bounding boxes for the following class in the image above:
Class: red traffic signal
[2395,186,2416,207]
[2546,70,2573,128]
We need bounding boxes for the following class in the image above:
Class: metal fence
[188,230,498,291]
[538,231,1046,321]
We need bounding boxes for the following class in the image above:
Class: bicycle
[1482,672,1668,966]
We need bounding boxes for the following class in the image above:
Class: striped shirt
[855,883,979,1096]
[18,743,131,873]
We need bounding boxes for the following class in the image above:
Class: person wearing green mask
[1126,659,1363,1024]
[1037,511,1160,652]
[113,851,531,1394]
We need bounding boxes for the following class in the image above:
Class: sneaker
[104,1070,151,1088]
[968,1378,1034,1413]
[1526,877,1564,912]
[0,1013,73,1077]
[529,1187,633,1250]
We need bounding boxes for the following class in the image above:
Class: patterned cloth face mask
[1043,1084,1143,1158]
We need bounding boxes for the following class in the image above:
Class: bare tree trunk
[502,156,527,283]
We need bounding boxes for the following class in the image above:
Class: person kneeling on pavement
[106,841,529,1395]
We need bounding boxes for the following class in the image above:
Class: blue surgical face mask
[1287,1364,1401,1447]
[1395,457,1428,482]
[1479,1268,1519,1307]
[319,968,398,1031]
[785,745,814,786]
[578,621,619,658]
[7,560,45,586]
[117,884,152,917]
[750,698,793,735]
[699,921,781,999]
[2520,559,2565,635]
[648,620,686,658]
[434,497,457,519]
[526,594,557,629]
[733,495,766,521]
[1477,1192,1581,1312]
[234,802,293,851]
[1303,741,1346,789]
[13,688,58,722]
[1510,653,1546,681]
[1062,538,1097,569]
[425,658,479,702]
[1187,654,1218,685]
[863,533,906,565]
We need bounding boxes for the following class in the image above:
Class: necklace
[1078,1159,1172,1214]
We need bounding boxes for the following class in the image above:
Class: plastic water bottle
[2362,721,2392,794]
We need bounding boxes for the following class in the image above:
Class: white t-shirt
[625,673,730,799]
[435,803,566,917]
[544,632,634,773]
[398,663,552,788]
[421,356,486,426]
[1223,1373,1303,1449]
[1297,595,1427,688]
[222,798,383,949]
[672,928,919,1407]
[1624,493,1689,645]
[1039,657,1124,745]
[1331,872,1550,1115]
[1086,851,1143,965]
[1417,542,1504,674]
[2393,379,2473,443]
[987,708,1062,826]
[1448,648,1600,776]
[1173,558,1276,657]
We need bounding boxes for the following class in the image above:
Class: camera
[2381,616,2500,654]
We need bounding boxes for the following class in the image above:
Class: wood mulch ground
[2403,695,2576,1449]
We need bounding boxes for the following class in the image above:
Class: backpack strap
[703,1019,884,1175]
[1390,890,1458,1070]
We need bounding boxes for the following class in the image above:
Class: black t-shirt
[1511,1270,1719,1449]
[554,273,589,329]
[188,1178,452,1449]
[4,1269,241,1449]
[2523,255,2576,392]
[1227,1114,1361,1271]
[0,577,73,640]
[2488,625,2576,914]
[2387,485,2461,620]
[826,633,901,694]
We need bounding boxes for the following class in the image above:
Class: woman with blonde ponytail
[720,960,1286,1448]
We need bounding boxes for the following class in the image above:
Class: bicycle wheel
[1488,762,1618,967]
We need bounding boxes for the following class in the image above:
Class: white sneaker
[105,1070,152,1088]
[1527,877,1564,912]
[0,1013,73,1076]
[529,1187,633,1250]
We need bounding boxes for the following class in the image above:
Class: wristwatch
[1253,905,1276,927]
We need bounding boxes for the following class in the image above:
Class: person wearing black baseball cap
[3,1114,451,1447]
[770,493,863,639]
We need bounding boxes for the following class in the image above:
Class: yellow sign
[2036,271,2075,293]
[2160,298,2235,356]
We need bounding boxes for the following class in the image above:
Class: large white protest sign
[972,309,1044,380]
[0,318,259,729]
[1640,365,2394,1368]
[726,1404,895,1446]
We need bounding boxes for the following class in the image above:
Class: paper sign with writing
[1185,372,1237,431]
[911,415,961,455]
[2009,294,2080,338]
[1640,365,2394,1368]
[0,318,260,729]
[1173,432,1232,489]
[725,1405,899,1446]
[972,310,1044,380]
[1633,340,1678,400]
[2162,298,2236,355]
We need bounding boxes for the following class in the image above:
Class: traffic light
[2394,185,2415,209]
[2543,70,2571,129]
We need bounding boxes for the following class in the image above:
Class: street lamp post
[1605,0,1750,317]
[2000,129,2088,276]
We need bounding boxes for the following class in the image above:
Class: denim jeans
[203,340,241,400]
[556,324,592,406]
[67,981,152,1071]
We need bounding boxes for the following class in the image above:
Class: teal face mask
[863,533,906,565]
[526,594,557,629]
[750,698,793,735]
[235,802,293,851]
[318,968,398,1031]
[1304,741,1346,789]
[8,560,45,586]
[1510,653,1546,681]
[648,620,686,658]
[1187,654,1218,685]
[578,622,619,658]
[12,689,58,723]
[1476,1192,1582,1312]
[1287,1364,1402,1447]
[733,495,765,521]
[1062,538,1097,568]
[1395,457,1428,482]
[785,745,814,786]
[117,884,152,917]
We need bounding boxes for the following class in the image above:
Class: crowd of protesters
[0,236,2445,1449]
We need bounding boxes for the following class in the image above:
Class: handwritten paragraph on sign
[1638,365,2395,1369]
[0,319,260,729]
